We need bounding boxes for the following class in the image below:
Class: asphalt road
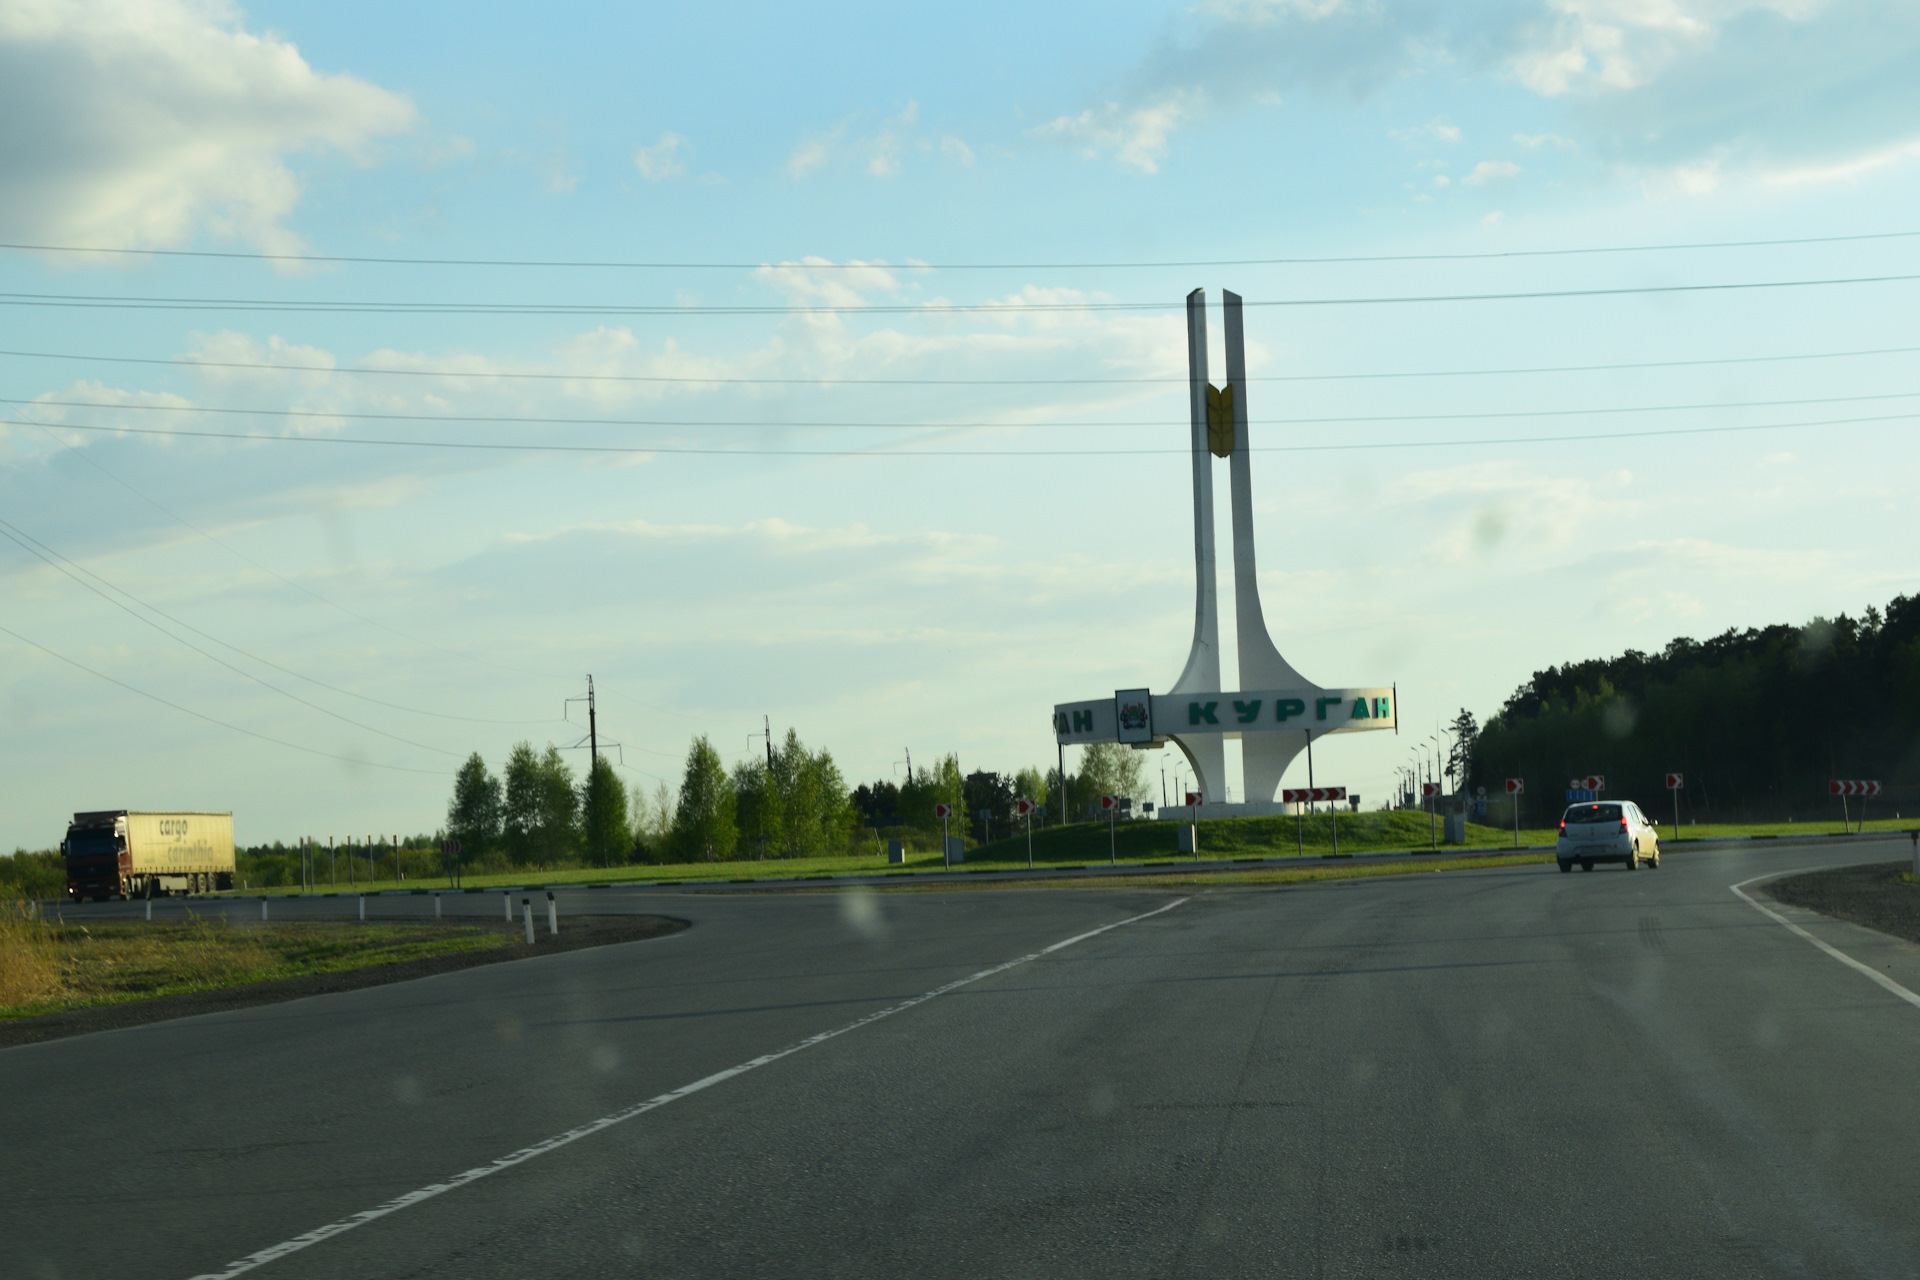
[12,836,1920,1279]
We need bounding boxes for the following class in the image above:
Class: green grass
[210,811,1920,899]
[0,914,510,1020]
[1660,817,1917,840]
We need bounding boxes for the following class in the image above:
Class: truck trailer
[63,810,235,901]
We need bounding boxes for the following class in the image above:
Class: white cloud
[0,0,414,254]
[1040,0,1920,183]
[1032,92,1200,174]
[633,132,691,180]
[1514,132,1577,148]
[1462,159,1522,185]
[787,103,969,180]
[1389,120,1461,144]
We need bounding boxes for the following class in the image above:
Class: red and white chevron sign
[1421,782,1441,797]
[1829,780,1882,797]
[1505,778,1524,794]
[1282,786,1346,803]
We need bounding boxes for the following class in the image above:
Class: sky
[3,0,1919,851]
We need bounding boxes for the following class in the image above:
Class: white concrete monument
[1052,289,1396,817]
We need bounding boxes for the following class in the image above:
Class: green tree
[1076,742,1145,814]
[532,745,579,868]
[670,735,738,862]
[502,742,579,869]
[901,752,967,837]
[1013,766,1047,809]
[446,752,502,873]
[732,757,772,859]
[579,755,631,868]
[501,741,542,867]
[630,779,674,860]
[767,729,854,858]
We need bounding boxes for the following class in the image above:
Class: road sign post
[1101,795,1118,864]
[1665,773,1683,834]
[1016,798,1036,868]
[1421,781,1441,850]
[935,803,953,868]
[1505,778,1524,848]
[1830,780,1883,833]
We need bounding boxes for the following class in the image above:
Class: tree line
[444,732,1160,870]
[1466,594,1920,822]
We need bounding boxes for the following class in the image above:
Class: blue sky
[4,0,1920,850]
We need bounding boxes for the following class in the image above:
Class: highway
[10,836,1920,1278]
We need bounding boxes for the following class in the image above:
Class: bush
[0,849,64,900]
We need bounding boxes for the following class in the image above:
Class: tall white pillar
[1168,288,1226,804]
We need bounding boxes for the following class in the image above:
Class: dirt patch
[0,914,685,1049]
[1763,861,1920,945]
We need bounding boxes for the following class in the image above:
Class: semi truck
[63,810,235,901]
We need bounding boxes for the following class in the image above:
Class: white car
[1556,800,1660,872]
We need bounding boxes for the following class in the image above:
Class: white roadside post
[358,895,365,922]
[261,898,268,922]
[505,891,513,922]
[547,891,558,936]
[522,898,534,945]
[434,894,442,921]
[935,803,952,868]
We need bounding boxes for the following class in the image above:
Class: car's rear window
[1563,804,1622,823]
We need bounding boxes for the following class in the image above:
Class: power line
[5,342,1917,387]
[20,408,1918,456]
[18,419,581,693]
[0,622,450,776]
[10,388,1918,432]
[3,272,1919,316]
[0,516,465,757]
[4,227,1917,269]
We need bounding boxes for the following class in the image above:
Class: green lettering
[1072,709,1094,733]
[1374,697,1391,719]
[1275,698,1306,722]
[1350,698,1371,719]
[1233,700,1261,723]
[1316,696,1343,720]
[1189,701,1220,725]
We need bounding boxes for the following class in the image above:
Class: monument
[1052,289,1396,818]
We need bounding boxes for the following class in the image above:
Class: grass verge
[211,814,1918,898]
[0,906,509,1021]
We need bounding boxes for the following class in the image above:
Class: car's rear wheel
[1580,860,1593,872]
[1625,845,1639,870]
[1558,860,1572,873]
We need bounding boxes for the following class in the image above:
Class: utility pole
[588,675,598,766]
[905,747,913,783]
[765,714,773,767]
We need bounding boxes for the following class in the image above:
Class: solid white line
[185,896,1189,1280]
[1729,872,1920,1011]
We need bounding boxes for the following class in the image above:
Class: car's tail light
[1619,820,1629,834]
[1558,820,1567,835]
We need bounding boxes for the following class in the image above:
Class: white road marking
[186,896,1190,1280]
[1730,872,1920,1011]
